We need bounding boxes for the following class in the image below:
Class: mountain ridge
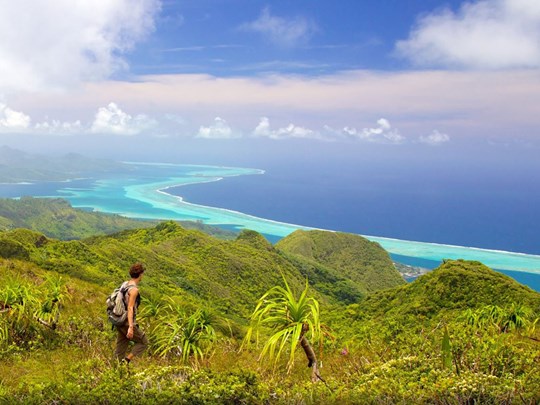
[1,222,539,402]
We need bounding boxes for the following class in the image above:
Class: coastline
[367,235,540,274]
[5,161,538,275]
[146,166,540,275]
[145,174,540,274]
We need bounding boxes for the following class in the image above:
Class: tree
[244,276,324,382]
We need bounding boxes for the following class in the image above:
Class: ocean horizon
[0,161,539,290]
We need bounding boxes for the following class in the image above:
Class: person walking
[115,262,148,364]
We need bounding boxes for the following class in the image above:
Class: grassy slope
[335,260,540,339]
[0,225,320,320]
[361,259,540,320]
[276,229,405,292]
[1,224,402,318]
[1,225,540,402]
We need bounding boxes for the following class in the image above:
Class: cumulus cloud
[419,130,451,145]
[338,119,405,144]
[35,120,83,135]
[253,117,320,139]
[197,117,240,139]
[396,0,540,69]
[5,69,539,143]
[90,103,156,135]
[240,7,316,47]
[0,0,160,92]
[0,104,31,130]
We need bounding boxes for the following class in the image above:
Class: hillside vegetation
[0,224,394,318]
[0,197,156,239]
[0,222,539,403]
[277,230,405,293]
[0,197,236,240]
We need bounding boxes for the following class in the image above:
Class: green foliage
[278,250,365,304]
[0,198,237,241]
[34,274,71,328]
[0,223,539,402]
[0,197,157,240]
[244,276,322,373]
[0,237,30,259]
[0,271,71,353]
[441,325,452,371]
[354,259,540,325]
[0,275,39,349]
[151,304,217,364]
[461,303,536,334]
[236,229,274,251]
[4,360,270,405]
[276,230,405,292]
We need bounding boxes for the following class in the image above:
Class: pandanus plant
[0,274,70,346]
[152,301,217,365]
[0,278,38,344]
[244,276,324,383]
[462,304,533,333]
[35,274,71,330]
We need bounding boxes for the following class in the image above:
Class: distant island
[0,145,126,182]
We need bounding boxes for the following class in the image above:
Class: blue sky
[0,0,539,159]
[129,0,459,76]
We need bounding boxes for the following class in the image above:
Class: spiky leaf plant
[441,325,452,371]
[34,274,71,329]
[244,276,323,382]
[153,305,217,365]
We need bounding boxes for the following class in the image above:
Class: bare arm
[126,286,138,339]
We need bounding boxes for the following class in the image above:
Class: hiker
[114,262,148,364]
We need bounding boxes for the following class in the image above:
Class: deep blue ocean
[169,160,540,256]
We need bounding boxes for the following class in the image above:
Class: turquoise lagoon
[9,162,540,283]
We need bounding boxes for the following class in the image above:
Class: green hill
[1,224,539,403]
[0,197,156,239]
[0,197,236,240]
[276,229,405,293]
[358,259,540,322]
[0,223,343,319]
[0,223,395,316]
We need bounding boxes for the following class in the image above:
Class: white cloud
[419,130,451,145]
[197,117,239,139]
[35,120,83,135]
[340,119,405,144]
[253,117,319,139]
[7,69,540,143]
[90,102,156,135]
[253,117,272,137]
[240,7,316,47]
[0,0,160,92]
[396,0,540,69]
[0,104,31,130]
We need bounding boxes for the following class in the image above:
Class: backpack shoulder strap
[122,283,137,304]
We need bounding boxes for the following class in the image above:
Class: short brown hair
[129,262,145,278]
